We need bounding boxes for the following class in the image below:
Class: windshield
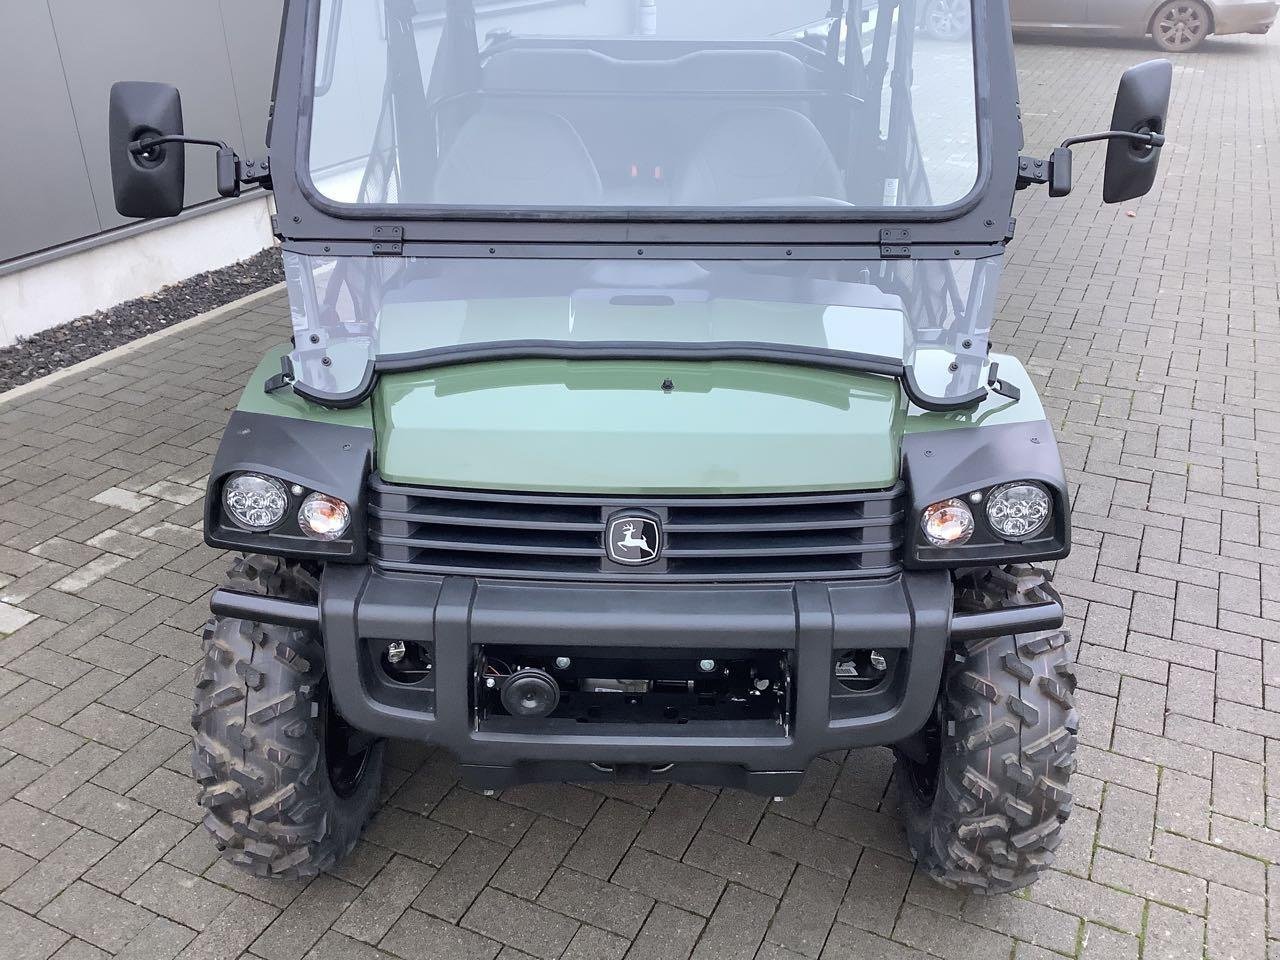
[307,0,981,213]
[282,252,1001,407]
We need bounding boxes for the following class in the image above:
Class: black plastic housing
[903,420,1071,569]
[319,564,954,795]
[204,411,373,561]
[1104,59,1173,204]
[368,476,906,583]
[109,81,187,219]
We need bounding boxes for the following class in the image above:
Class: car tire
[895,565,1077,894]
[1151,0,1211,51]
[191,554,384,879]
[922,0,973,41]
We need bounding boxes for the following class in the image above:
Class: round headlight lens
[299,493,351,541]
[986,482,1053,541]
[921,499,975,547]
[223,473,289,532]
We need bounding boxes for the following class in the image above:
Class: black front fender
[204,410,375,561]
[903,420,1072,569]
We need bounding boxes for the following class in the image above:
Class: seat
[673,107,846,206]
[433,106,604,206]
[480,47,819,195]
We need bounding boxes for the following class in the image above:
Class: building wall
[0,0,285,345]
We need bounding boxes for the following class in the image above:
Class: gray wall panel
[219,0,287,158]
[0,3,102,262]
[2,0,284,265]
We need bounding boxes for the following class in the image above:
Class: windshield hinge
[1004,218,1018,244]
[371,225,404,256]
[880,228,911,259]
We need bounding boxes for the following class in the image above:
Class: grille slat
[375,535,609,558]
[369,475,905,582]
[664,544,888,558]
[372,510,603,533]
[665,518,897,533]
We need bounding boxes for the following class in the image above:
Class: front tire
[191,555,384,879]
[1151,0,1211,51]
[895,566,1077,894]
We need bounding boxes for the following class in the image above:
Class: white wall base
[0,198,275,348]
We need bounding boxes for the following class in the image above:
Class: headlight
[921,499,974,547]
[986,482,1052,541]
[223,473,289,532]
[298,492,351,541]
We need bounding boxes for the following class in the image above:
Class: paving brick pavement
[1,31,1278,960]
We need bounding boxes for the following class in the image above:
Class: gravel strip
[0,247,285,392]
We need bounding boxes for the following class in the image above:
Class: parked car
[921,0,1279,51]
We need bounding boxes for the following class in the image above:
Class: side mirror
[109,81,187,219]
[1103,59,1173,204]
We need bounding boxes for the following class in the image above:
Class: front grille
[368,476,906,582]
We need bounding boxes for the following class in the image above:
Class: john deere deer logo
[606,514,662,566]
[617,522,650,553]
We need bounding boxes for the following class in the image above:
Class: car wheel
[922,0,972,41]
[1152,0,1211,51]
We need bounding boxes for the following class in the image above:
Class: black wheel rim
[323,691,374,798]
[1156,2,1206,49]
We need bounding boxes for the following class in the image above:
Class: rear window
[307,0,981,214]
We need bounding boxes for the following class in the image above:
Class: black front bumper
[212,567,1063,796]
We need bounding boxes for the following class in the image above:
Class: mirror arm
[131,134,229,154]
[130,136,272,199]
[1060,129,1166,151]
[1017,129,1166,199]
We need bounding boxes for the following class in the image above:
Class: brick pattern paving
[1,32,1278,960]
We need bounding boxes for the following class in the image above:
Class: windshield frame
[265,0,1025,254]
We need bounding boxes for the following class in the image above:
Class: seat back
[674,107,846,205]
[433,106,604,206]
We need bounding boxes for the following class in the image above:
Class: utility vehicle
[107,0,1172,892]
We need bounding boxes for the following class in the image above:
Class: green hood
[374,359,905,495]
